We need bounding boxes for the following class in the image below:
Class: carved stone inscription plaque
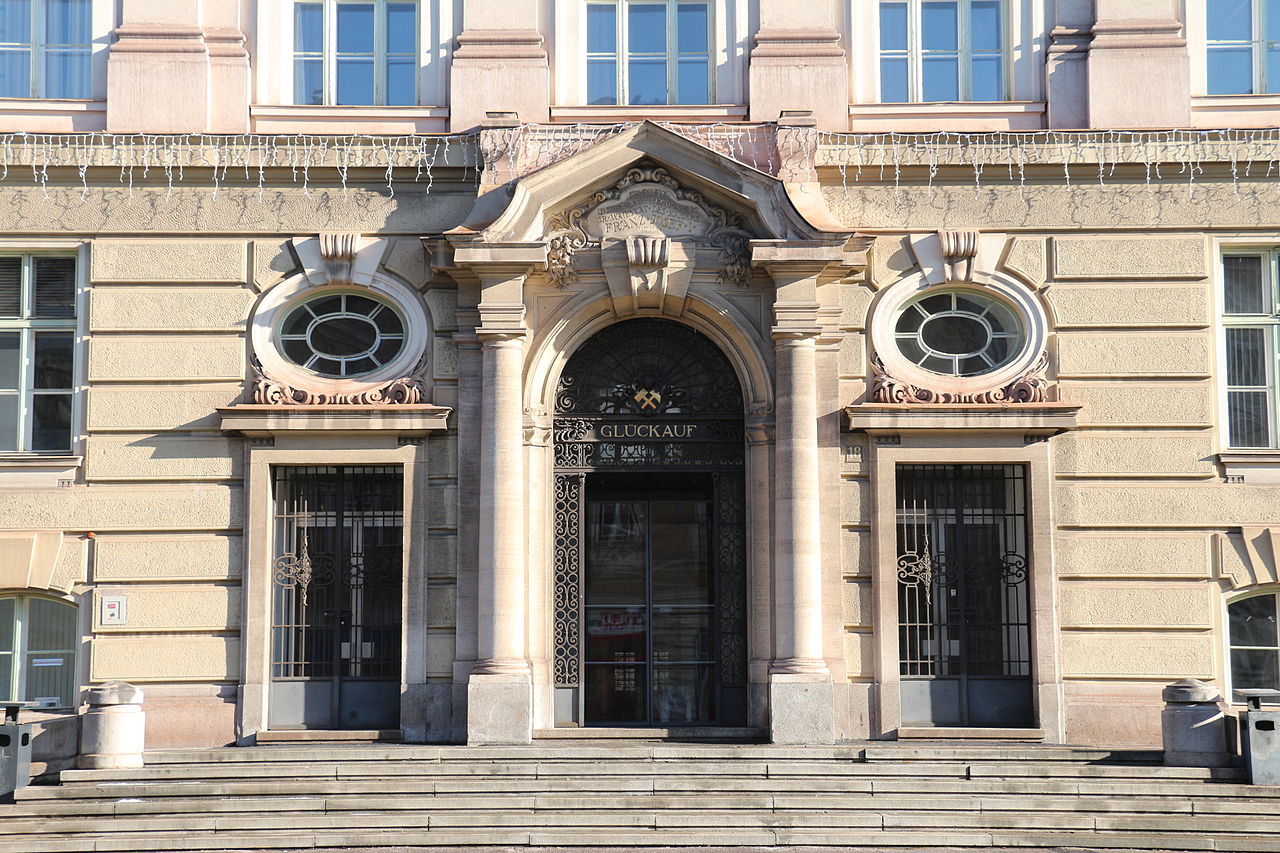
[586,185,710,240]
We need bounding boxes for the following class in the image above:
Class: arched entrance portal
[552,319,747,727]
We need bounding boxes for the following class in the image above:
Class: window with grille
[586,0,711,105]
[292,0,417,106]
[1221,251,1280,448]
[0,0,92,100]
[0,254,76,452]
[0,595,78,710]
[878,0,1007,102]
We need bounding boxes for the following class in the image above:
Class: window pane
[0,394,18,451]
[1232,648,1280,692]
[677,3,708,53]
[628,2,666,53]
[1208,46,1256,95]
[1270,0,1280,41]
[0,257,19,316]
[1227,326,1269,386]
[1225,255,1268,314]
[0,652,10,702]
[880,2,908,51]
[386,2,416,54]
[32,394,71,450]
[27,598,75,651]
[971,54,1003,101]
[295,58,323,105]
[628,57,666,105]
[1229,390,1271,447]
[33,332,72,389]
[386,57,415,105]
[1269,47,1280,93]
[294,2,323,52]
[921,1,958,51]
[970,0,1002,52]
[43,49,90,99]
[588,58,617,104]
[1231,595,1279,648]
[923,55,959,101]
[33,257,74,318]
[880,57,909,102]
[676,56,708,104]
[586,502,645,605]
[0,49,32,99]
[587,3,617,53]
[336,2,375,53]
[336,57,375,105]
[0,0,31,44]
[24,650,74,708]
[0,599,12,653]
[45,0,90,44]
[0,332,18,389]
[1208,0,1254,42]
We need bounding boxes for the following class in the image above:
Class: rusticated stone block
[1062,632,1213,679]
[85,436,241,481]
[89,336,244,382]
[90,636,240,682]
[92,586,239,632]
[93,535,242,581]
[0,485,239,532]
[1059,583,1213,628]
[1058,382,1212,427]
[1056,534,1211,578]
[92,240,247,283]
[1047,284,1209,327]
[1053,432,1216,475]
[90,288,254,332]
[1056,333,1210,377]
[1052,236,1208,280]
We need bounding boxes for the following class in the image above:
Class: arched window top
[555,319,743,418]
[0,593,78,711]
[1228,588,1280,704]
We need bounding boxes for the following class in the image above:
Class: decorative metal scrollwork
[553,474,584,687]
[896,549,954,609]
[716,473,748,688]
[272,527,336,608]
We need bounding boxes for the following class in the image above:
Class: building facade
[3,0,1280,762]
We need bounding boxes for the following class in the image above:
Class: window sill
[0,454,82,489]
[551,104,749,123]
[250,104,450,134]
[0,99,105,133]
[1219,450,1280,485]
[847,101,1046,132]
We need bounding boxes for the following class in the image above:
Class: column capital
[476,326,527,344]
[751,239,853,282]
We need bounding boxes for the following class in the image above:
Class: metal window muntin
[1222,249,1280,448]
[292,0,419,106]
[584,0,714,106]
[878,0,1010,103]
[0,253,77,452]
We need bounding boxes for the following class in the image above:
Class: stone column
[753,241,849,745]
[749,0,847,131]
[1086,0,1189,128]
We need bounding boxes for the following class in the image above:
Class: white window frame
[848,0,1044,109]
[1224,588,1280,705]
[288,0,419,107]
[875,0,1010,102]
[0,252,78,454]
[554,0,746,110]
[1218,246,1280,450]
[0,593,79,711]
[584,0,715,106]
[1202,0,1280,96]
[0,0,96,100]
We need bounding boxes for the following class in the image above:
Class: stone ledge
[845,403,1081,435]
[218,404,452,436]
[1219,450,1280,485]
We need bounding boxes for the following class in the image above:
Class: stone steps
[6,743,1277,852]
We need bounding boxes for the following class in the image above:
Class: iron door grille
[271,466,404,683]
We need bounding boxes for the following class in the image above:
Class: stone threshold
[255,729,404,743]
[535,727,765,741]
[896,726,1047,741]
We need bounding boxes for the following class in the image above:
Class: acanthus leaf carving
[251,357,426,406]
[870,352,1051,405]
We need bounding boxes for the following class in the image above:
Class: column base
[769,677,835,745]
[466,673,533,745]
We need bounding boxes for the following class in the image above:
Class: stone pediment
[544,164,751,289]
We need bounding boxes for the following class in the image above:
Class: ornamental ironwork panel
[553,473,584,688]
[895,464,1031,680]
[715,472,748,688]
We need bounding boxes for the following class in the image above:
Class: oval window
[893,289,1025,377]
[277,292,406,378]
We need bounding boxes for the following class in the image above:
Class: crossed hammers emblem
[633,388,662,410]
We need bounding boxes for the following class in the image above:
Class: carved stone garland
[870,351,1051,405]
[252,357,427,406]
[544,165,751,289]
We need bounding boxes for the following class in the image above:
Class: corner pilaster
[749,0,848,131]
[449,0,550,131]
[1086,0,1190,128]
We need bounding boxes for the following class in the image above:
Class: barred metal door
[896,464,1033,727]
[269,466,403,730]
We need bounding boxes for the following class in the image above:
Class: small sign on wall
[100,595,127,626]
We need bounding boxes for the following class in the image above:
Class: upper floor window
[0,254,75,452]
[1207,0,1280,94]
[293,0,417,106]
[0,594,78,710]
[0,0,92,99]
[1229,590,1280,703]
[586,0,711,105]
[878,0,1006,102]
[1222,250,1280,448]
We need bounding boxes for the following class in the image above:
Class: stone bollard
[1162,677,1233,768]
[78,682,145,769]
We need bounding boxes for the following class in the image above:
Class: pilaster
[749,0,848,131]
[449,0,550,131]
[1086,0,1190,129]
[1046,0,1093,129]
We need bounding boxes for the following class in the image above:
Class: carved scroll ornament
[870,352,1051,405]
[251,358,426,406]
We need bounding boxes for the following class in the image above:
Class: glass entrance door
[268,466,403,730]
[584,492,716,725]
